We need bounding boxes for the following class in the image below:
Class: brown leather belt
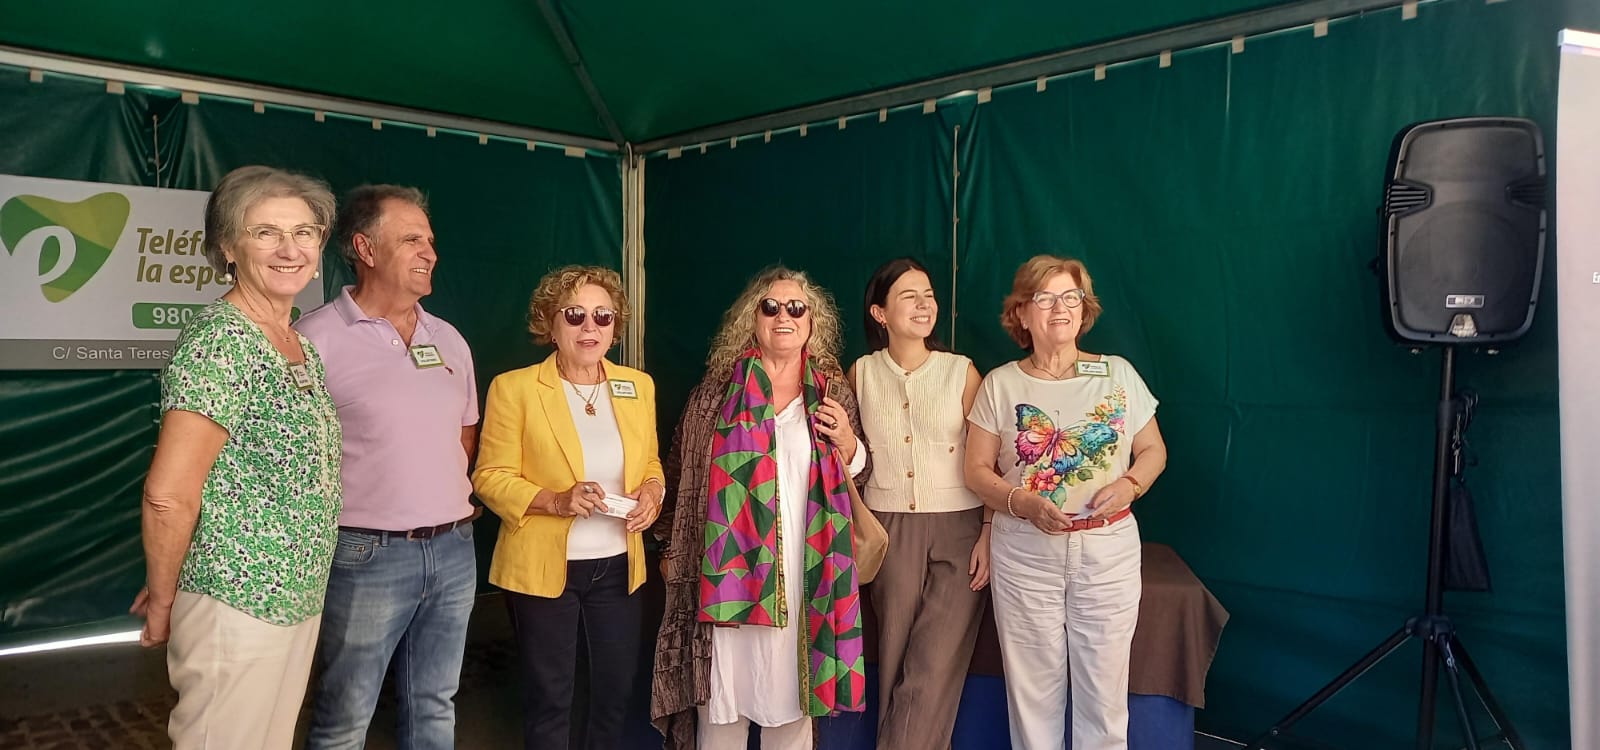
[339,507,482,541]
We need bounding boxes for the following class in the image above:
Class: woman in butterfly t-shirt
[964,255,1168,750]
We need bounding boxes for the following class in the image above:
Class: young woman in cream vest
[847,257,989,750]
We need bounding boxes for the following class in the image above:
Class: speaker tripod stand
[1246,346,1523,750]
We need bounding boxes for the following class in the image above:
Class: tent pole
[950,124,961,350]
[635,0,1404,153]
[0,44,616,153]
[621,147,647,369]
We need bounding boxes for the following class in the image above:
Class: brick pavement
[0,699,172,750]
[0,636,520,749]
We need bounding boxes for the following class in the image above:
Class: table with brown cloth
[863,541,1229,708]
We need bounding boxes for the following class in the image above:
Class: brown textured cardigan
[648,368,870,750]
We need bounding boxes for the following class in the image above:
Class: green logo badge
[1,192,131,302]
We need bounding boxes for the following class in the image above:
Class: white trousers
[990,513,1142,750]
[166,591,322,750]
[696,705,814,750]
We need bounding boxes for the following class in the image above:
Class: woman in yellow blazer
[474,265,665,750]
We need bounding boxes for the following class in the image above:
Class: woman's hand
[1020,492,1073,535]
[969,525,992,591]
[1086,477,1137,519]
[813,396,858,458]
[130,586,172,648]
[559,481,608,518]
[625,480,665,533]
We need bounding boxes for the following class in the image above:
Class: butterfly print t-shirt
[968,356,1158,516]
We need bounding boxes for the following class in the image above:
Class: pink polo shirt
[295,287,479,530]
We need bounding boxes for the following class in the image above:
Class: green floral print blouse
[160,300,342,625]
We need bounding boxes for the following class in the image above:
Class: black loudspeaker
[1378,117,1547,344]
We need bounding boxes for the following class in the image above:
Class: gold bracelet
[1122,475,1144,497]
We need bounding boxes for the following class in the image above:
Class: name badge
[409,344,445,369]
[288,362,316,391]
[1075,360,1110,377]
[609,380,638,398]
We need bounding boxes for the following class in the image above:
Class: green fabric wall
[643,1,1591,746]
[643,108,960,428]
[0,68,621,644]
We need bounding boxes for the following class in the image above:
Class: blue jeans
[305,522,477,750]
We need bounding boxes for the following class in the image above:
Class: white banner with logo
[1558,29,1600,750]
[0,175,323,369]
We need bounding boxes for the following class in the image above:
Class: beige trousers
[166,591,321,750]
[868,507,987,750]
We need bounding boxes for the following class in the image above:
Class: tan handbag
[826,376,887,583]
[844,467,888,584]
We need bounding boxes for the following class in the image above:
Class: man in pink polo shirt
[296,185,479,750]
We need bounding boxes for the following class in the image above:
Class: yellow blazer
[473,354,663,597]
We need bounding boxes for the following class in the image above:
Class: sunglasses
[560,306,616,327]
[759,298,809,318]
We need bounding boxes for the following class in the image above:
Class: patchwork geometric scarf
[700,348,866,715]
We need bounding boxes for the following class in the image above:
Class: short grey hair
[202,165,336,273]
[332,185,430,267]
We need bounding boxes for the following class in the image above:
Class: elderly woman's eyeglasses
[561,306,616,327]
[245,224,326,249]
[759,298,809,318]
[1030,289,1087,310]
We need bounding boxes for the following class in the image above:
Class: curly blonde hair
[1000,255,1104,350]
[704,267,844,380]
[527,265,631,346]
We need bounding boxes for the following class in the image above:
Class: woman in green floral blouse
[131,165,342,750]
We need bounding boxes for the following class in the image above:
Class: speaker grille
[1396,205,1532,336]
[1384,182,1432,216]
[1507,176,1546,208]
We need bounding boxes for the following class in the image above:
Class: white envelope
[597,493,637,519]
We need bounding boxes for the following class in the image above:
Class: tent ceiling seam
[536,0,629,148]
[634,0,1410,153]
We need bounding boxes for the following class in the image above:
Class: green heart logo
[1,192,131,302]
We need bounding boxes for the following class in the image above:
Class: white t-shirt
[563,378,629,560]
[967,356,1158,516]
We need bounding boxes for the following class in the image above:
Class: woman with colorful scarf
[650,267,870,750]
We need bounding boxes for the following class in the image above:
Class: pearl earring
[220,262,235,284]
[313,268,320,280]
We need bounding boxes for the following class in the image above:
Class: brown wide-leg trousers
[867,507,988,750]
